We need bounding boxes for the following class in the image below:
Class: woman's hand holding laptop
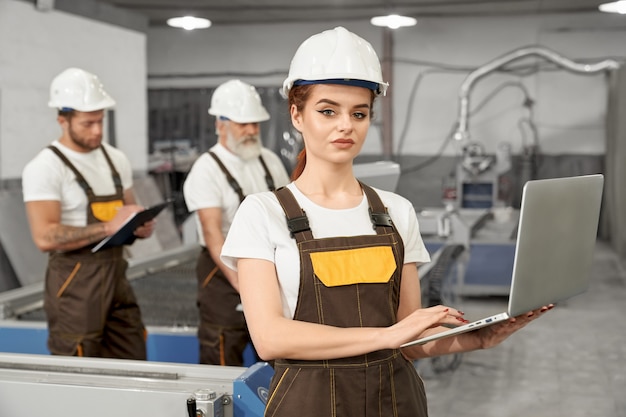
[476,304,554,349]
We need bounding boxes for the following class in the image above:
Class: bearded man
[22,67,154,359]
[183,79,290,366]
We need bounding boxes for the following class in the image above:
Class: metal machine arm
[453,45,620,143]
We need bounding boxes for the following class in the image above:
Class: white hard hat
[282,26,389,96]
[48,67,115,112]
[208,80,270,123]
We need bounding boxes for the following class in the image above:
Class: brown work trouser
[44,247,146,359]
[196,248,256,366]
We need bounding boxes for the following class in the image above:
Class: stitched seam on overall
[56,262,81,298]
[302,240,388,253]
[266,368,299,417]
[314,275,328,369]
[315,275,324,326]
[378,364,383,417]
[281,351,400,368]
[356,282,363,328]
[306,240,326,330]
[219,332,226,365]
[356,282,367,367]
[386,274,396,323]
[57,330,101,340]
[389,232,402,322]
[330,368,337,417]
[202,266,220,288]
[291,242,307,321]
[389,361,398,417]
[98,263,104,328]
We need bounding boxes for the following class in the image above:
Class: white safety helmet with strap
[208,79,270,123]
[282,26,389,96]
[48,67,116,112]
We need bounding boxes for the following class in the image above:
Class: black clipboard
[91,199,174,253]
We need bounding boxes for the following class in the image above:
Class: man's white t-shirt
[22,141,133,227]
[221,182,431,319]
[183,143,290,246]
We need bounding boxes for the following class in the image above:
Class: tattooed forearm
[44,222,109,251]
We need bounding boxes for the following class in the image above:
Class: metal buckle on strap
[287,215,310,237]
[370,211,393,228]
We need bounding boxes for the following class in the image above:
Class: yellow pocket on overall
[91,200,124,222]
[310,246,397,287]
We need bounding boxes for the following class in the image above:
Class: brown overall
[266,184,428,417]
[196,151,274,365]
[44,146,146,359]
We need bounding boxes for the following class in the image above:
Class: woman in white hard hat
[221,27,551,416]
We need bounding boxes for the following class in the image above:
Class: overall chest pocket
[310,246,397,287]
[91,199,124,222]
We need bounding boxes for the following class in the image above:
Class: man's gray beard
[227,132,262,160]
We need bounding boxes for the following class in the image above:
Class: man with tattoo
[21,67,153,359]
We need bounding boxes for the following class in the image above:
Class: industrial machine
[450,45,618,211]
[0,352,272,417]
[415,46,620,295]
[0,160,434,416]
[0,232,274,416]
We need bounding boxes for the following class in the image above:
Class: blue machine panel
[461,182,495,208]
[0,325,48,355]
[233,361,274,417]
[425,241,515,295]
[464,244,515,287]
[0,324,257,365]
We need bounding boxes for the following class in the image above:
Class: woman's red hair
[287,84,376,181]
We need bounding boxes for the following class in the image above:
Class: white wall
[147,22,387,153]
[392,13,626,157]
[3,3,625,181]
[147,14,626,157]
[0,0,147,181]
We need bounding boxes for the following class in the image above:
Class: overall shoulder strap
[99,145,123,192]
[258,155,276,191]
[273,186,313,242]
[47,145,92,194]
[359,182,395,234]
[208,151,245,203]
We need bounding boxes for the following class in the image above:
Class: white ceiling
[95,0,615,27]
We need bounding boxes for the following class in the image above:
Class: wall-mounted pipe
[453,45,620,142]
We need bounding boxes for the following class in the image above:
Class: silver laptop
[401,174,604,348]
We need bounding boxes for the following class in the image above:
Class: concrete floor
[419,240,626,417]
[10,239,623,416]
[129,239,626,416]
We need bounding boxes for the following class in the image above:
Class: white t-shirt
[221,182,431,319]
[22,141,133,227]
[182,143,290,246]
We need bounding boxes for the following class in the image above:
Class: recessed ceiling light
[370,14,417,29]
[166,16,212,30]
[599,1,626,14]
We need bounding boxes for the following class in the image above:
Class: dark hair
[58,109,75,120]
[288,84,376,180]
